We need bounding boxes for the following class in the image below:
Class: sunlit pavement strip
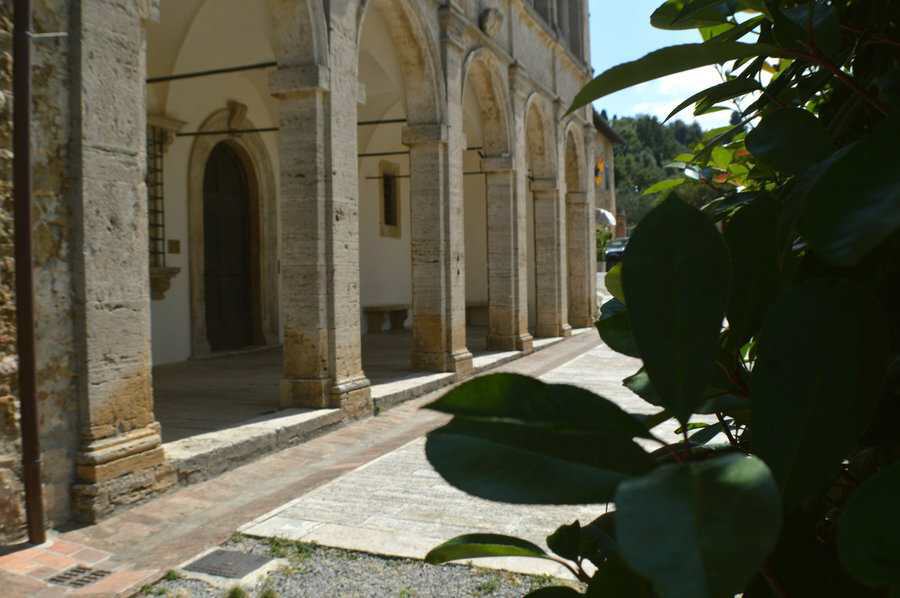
[241,342,721,579]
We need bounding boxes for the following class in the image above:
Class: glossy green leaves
[746,108,833,174]
[723,195,779,350]
[751,280,890,507]
[425,534,549,564]
[622,197,731,426]
[616,454,781,598]
[798,115,900,267]
[838,462,900,588]
[596,299,640,358]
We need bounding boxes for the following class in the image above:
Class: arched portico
[462,49,532,352]
[525,93,570,338]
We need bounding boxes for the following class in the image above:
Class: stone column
[403,124,472,373]
[566,190,593,328]
[483,155,533,352]
[272,58,371,417]
[584,124,599,323]
[533,179,572,338]
[70,0,174,523]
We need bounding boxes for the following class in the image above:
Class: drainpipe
[13,0,45,546]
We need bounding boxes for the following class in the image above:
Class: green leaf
[596,299,641,358]
[623,368,662,407]
[746,108,833,174]
[664,78,761,123]
[751,280,891,507]
[798,115,900,267]
[838,461,900,587]
[605,263,625,304]
[568,42,791,112]
[775,3,840,56]
[425,534,548,564]
[547,521,581,561]
[427,373,655,439]
[723,195,779,350]
[587,553,655,597]
[526,588,582,598]
[706,14,767,43]
[652,0,766,30]
[622,197,732,426]
[615,454,782,598]
[711,146,734,169]
[425,429,634,504]
[642,178,685,196]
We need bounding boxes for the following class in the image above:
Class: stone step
[164,408,345,486]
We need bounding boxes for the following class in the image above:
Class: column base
[412,349,474,375]
[331,375,373,419]
[282,375,373,418]
[280,377,331,409]
[536,322,573,339]
[568,315,595,329]
[487,333,534,354]
[72,424,176,523]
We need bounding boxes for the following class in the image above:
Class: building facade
[0,0,618,539]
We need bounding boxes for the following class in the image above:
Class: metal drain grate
[184,549,272,579]
[47,565,112,588]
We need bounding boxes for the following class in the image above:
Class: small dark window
[383,174,398,227]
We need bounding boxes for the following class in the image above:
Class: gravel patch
[137,535,581,598]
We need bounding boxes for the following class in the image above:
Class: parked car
[604,237,629,269]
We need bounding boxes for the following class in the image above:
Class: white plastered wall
[147,0,280,364]
[462,82,488,310]
[357,6,413,319]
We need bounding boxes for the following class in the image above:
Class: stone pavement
[239,342,717,580]
[0,331,605,596]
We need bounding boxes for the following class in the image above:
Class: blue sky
[588,0,734,129]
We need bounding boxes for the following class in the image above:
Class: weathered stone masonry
[0,0,619,536]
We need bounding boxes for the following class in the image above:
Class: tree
[611,115,718,229]
[423,1,900,596]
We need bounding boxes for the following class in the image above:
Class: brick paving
[0,331,602,596]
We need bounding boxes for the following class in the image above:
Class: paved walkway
[238,342,713,580]
[0,331,608,596]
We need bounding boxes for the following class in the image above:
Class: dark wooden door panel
[203,143,253,351]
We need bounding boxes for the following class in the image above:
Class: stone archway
[462,48,532,352]
[187,107,278,357]
[357,0,471,374]
[525,93,570,338]
[564,122,592,328]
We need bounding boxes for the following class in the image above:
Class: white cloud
[623,65,764,129]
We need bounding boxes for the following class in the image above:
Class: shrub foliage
[423,1,900,596]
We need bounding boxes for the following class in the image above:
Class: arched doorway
[203,142,254,351]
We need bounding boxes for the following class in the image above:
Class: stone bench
[363,304,409,333]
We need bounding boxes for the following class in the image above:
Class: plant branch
[715,412,738,447]
[795,47,889,115]
[761,564,789,598]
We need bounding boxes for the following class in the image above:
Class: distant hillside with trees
[603,112,728,229]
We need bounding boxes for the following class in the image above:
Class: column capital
[270,64,331,98]
[402,123,449,147]
[482,154,514,173]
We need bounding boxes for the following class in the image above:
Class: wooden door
[203,143,253,351]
